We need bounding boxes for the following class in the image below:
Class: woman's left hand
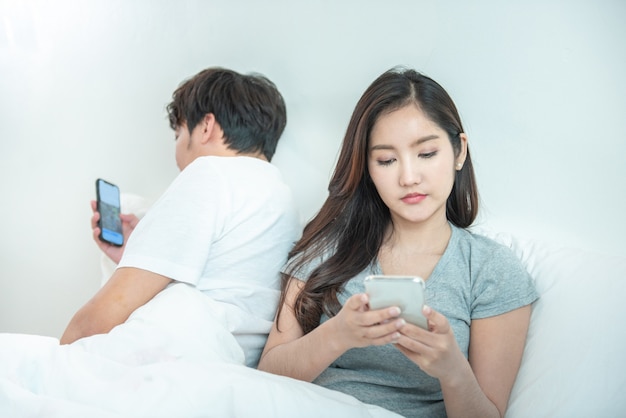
[394,305,467,381]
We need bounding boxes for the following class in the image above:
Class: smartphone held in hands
[95,178,124,247]
[365,275,428,329]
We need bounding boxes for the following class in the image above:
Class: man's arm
[60,267,172,344]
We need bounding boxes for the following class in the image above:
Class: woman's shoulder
[454,225,513,254]
[451,225,524,270]
[449,225,539,317]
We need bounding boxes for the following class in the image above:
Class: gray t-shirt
[288,224,538,418]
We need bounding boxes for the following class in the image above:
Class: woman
[258,67,538,418]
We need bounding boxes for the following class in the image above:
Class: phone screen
[96,178,123,246]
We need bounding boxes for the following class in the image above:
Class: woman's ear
[456,133,468,170]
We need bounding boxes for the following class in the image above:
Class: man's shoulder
[184,156,278,177]
[190,155,273,167]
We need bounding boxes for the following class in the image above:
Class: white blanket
[0,283,400,418]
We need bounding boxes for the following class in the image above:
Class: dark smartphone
[95,178,124,246]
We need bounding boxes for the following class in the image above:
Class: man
[61,67,300,367]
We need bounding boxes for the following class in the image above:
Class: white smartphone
[364,275,428,329]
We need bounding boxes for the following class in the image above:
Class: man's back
[118,156,300,366]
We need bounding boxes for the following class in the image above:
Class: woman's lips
[401,193,427,204]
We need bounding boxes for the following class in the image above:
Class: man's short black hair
[167,67,287,161]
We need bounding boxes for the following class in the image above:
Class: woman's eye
[377,158,396,166]
[419,151,437,159]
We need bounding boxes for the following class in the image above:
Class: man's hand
[91,200,140,264]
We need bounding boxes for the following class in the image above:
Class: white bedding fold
[0,283,400,417]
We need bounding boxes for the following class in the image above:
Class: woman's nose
[399,161,421,186]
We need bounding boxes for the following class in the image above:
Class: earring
[456,163,463,170]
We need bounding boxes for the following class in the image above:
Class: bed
[0,281,403,417]
[1,195,625,417]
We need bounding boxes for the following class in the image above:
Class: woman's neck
[378,217,452,278]
[383,216,452,255]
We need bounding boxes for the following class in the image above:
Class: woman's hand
[394,305,467,382]
[329,293,406,353]
[90,200,140,264]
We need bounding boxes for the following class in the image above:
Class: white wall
[1,0,624,337]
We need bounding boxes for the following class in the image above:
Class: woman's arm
[395,305,531,418]
[258,278,405,381]
[257,279,344,381]
[453,305,531,418]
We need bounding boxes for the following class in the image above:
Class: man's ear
[198,113,217,145]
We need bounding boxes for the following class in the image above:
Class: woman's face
[367,104,466,228]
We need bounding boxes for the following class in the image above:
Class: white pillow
[481,231,626,417]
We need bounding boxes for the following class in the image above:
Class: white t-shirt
[118,156,300,366]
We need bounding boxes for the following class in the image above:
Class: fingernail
[390,307,401,316]
[396,318,406,328]
[422,305,431,315]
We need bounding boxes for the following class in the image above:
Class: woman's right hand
[329,293,406,352]
[90,200,140,264]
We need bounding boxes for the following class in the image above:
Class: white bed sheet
[0,283,400,417]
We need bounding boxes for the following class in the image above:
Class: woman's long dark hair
[279,67,478,334]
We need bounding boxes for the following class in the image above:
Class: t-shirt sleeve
[470,243,539,319]
[118,159,227,285]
